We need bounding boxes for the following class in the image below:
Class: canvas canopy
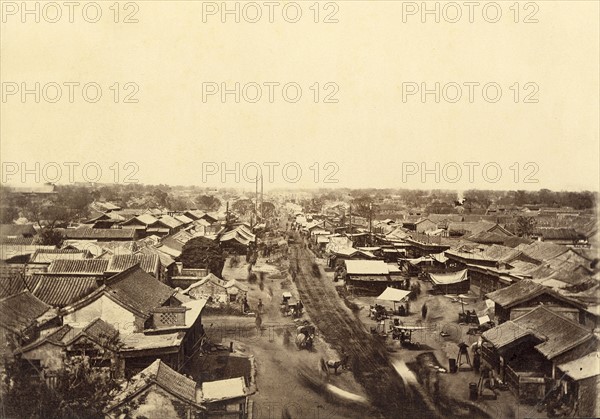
[375,287,411,311]
[429,269,468,285]
[376,287,411,302]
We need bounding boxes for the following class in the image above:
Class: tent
[375,287,412,311]
[429,269,469,294]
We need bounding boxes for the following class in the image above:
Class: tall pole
[260,174,264,220]
[369,203,372,246]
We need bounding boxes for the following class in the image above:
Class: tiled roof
[60,228,136,240]
[20,318,119,352]
[0,237,35,245]
[0,264,27,298]
[30,249,88,264]
[0,290,53,333]
[47,259,109,275]
[27,275,100,307]
[515,242,569,263]
[174,214,194,225]
[158,215,183,229]
[104,266,175,315]
[0,224,36,238]
[514,306,593,359]
[533,228,585,241]
[487,280,552,308]
[482,320,539,349]
[107,254,159,275]
[106,359,199,412]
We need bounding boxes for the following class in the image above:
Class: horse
[321,358,345,374]
[296,333,313,350]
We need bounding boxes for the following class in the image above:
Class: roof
[29,249,88,264]
[482,320,541,349]
[10,184,56,194]
[106,359,199,412]
[27,275,100,307]
[429,269,468,285]
[498,306,595,360]
[174,214,194,225]
[533,228,586,241]
[558,352,600,381]
[345,260,389,275]
[516,241,569,263]
[47,259,109,275]
[0,264,27,298]
[376,287,411,302]
[107,254,160,275]
[60,228,136,240]
[0,290,53,333]
[201,377,246,402]
[486,280,577,309]
[1,245,56,262]
[104,266,175,315]
[159,215,183,229]
[19,318,119,353]
[0,224,36,238]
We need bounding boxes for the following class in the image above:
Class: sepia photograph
[0,1,599,418]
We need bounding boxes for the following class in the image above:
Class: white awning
[376,287,411,302]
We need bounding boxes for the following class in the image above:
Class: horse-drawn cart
[392,325,428,349]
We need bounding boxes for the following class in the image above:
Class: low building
[105,359,205,419]
[486,280,589,326]
[481,306,597,403]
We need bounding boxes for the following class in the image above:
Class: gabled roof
[486,306,595,360]
[159,215,183,229]
[103,266,175,316]
[533,227,586,241]
[123,213,159,226]
[0,290,54,333]
[19,318,119,353]
[486,280,566,308]
[26,275,100,308]
[106,359,202,413]
[174,214,194,225]
[60,228,136,240]
[107,253,160,275]
[0,264,27,298]
[46,259,109,275]
[513,306,594,359]
[345,260,389,275]
[515,241,569,263]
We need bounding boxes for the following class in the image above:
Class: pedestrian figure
[255,314,263,336]
[258,299,264,314]
[421,303,428,320]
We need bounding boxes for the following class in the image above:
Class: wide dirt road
[289,242,440,419]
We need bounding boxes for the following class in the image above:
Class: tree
[195,195,221,212]
[2,336,121,418]
[180,237,225,277]
[37,228,64,246]
[231,199,255,216]
[261,201,276,218]
[516,216,537,238]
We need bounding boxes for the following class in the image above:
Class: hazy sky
[1,1,598,192]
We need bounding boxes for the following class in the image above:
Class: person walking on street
[258,299,264,314]
[421,303,428,320]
